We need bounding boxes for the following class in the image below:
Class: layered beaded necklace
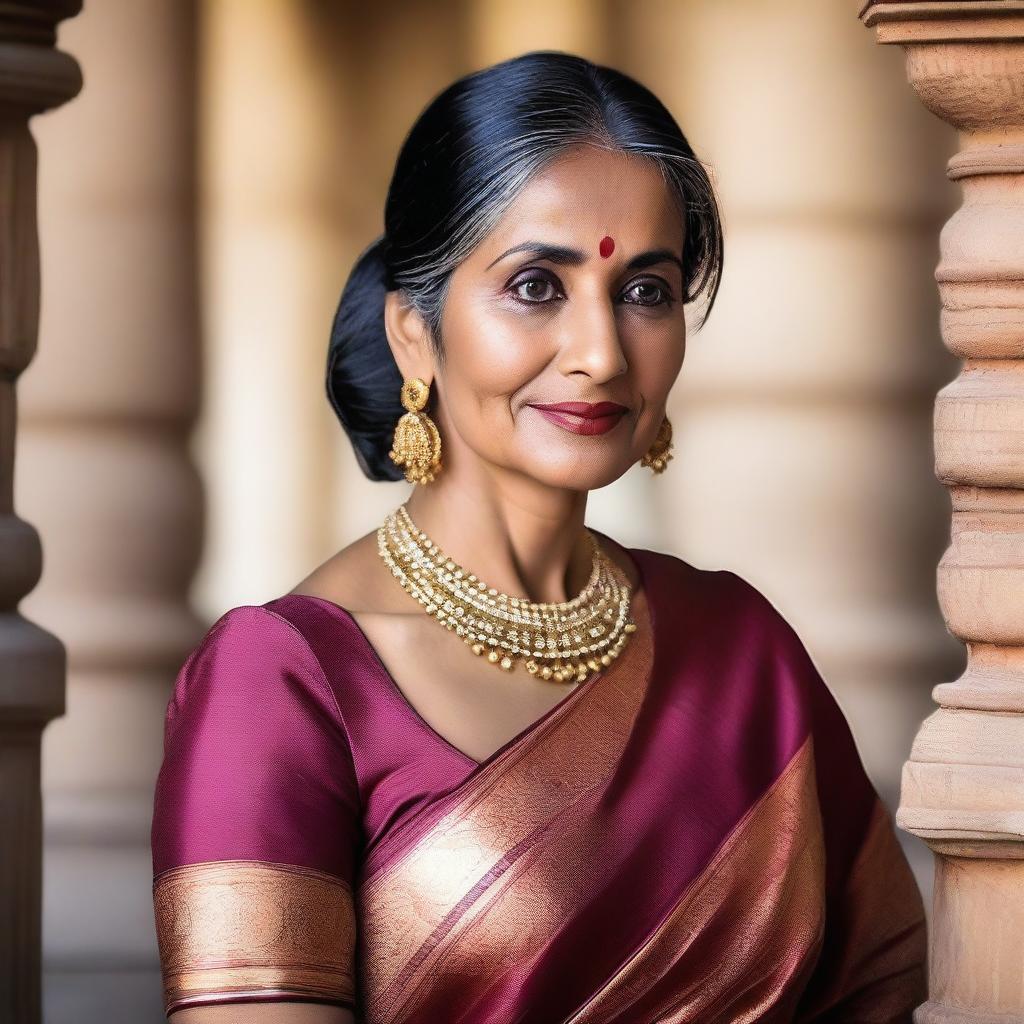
[376,503,637,684]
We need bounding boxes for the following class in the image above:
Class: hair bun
[326,234,405,481]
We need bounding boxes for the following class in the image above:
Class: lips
[529,401,629,419]
[528,401,630,436]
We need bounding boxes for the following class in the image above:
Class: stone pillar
[860,3,1024,1020]
[21,0,198,1017]
[0,2,81,1021]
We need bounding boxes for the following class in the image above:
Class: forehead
[481,145,683,252]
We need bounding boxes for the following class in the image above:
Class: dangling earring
[640,415,674,474]
[389,377,443,484]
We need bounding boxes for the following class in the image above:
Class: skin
[296,142,687,766]
[174,142,687,1024]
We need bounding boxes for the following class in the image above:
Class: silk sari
[151,537,927,1022]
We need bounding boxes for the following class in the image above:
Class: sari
[151,537,928,1022]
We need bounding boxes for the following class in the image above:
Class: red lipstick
[528,401,630,436]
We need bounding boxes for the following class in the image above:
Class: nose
[555,289,628,383]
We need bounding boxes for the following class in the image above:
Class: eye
[621,278,674,307]
[507,271,564,305]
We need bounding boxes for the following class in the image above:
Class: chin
[522,456,632,493]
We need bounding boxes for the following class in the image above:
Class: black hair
[327,50,724,481]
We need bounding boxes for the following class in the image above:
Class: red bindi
[599,235,615,258]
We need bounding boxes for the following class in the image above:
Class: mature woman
[151,51,927,1023]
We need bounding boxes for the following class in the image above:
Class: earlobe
[384,290,434,381]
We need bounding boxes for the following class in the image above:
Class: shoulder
[695,566,875,793]
[154,603,361,879]
[609,537,801,642]
[634,549,884,843]
[189,602,312,648]
[177,603,324,680]
[167,603,342,740]
[623,543,831,702]
[285,528,405,614]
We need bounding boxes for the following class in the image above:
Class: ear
[384,290,435,382]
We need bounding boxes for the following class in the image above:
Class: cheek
[443,296,551,402]
[619,314,685,401]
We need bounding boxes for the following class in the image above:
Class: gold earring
[640,415,674,474]
[389,377,443,484]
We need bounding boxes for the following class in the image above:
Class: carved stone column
[860,3,1024,1020]
[22,0,198,1015]
[0,2,81,1020]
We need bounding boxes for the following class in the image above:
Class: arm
[788,620,928,1020]
[793,795,928,1023]
[151,606,362,1021]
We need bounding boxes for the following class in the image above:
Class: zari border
[358,587,656,1024]
[791,794,928,1021]
[153,859,357,1015]
[563,733,826,1024]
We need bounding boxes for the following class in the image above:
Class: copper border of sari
[153,859,357,1014]
[357,586,656,1024]
[566,733,826,1024]
[793,794,928,1022]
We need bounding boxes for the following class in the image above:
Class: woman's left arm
[795,793,928,1022]
[787,627,929,1022]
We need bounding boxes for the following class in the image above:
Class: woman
[151,51,927,1023]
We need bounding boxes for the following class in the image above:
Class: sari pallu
[151,542,927,1022]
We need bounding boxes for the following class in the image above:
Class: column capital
[860,1,1024,43]
[0,0,82,113]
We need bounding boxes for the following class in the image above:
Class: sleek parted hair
[327,50,724,482]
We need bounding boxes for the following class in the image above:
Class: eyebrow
[485,241,685,278]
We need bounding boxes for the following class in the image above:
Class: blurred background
[16,0,964,1019]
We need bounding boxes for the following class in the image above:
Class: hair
[327,50,724,482]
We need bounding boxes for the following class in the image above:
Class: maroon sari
[151,538,927,1021]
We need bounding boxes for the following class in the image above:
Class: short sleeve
[150,604,361,1017]
[721,571,928,1021]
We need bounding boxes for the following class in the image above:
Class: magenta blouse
[151,536,927,1022]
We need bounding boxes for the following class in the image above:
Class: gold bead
[487,650,500,664]
[539,666,553,680]
[624,623,637,633]
[525,660,539,674]
[472,643,485,656]
[499,656,513,671]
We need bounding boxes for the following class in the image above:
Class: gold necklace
[376,503,637,684]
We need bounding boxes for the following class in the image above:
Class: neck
[403,474,593,605]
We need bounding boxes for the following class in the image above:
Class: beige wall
[24,0,959,1018]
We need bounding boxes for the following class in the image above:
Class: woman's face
[434,144,687,492]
